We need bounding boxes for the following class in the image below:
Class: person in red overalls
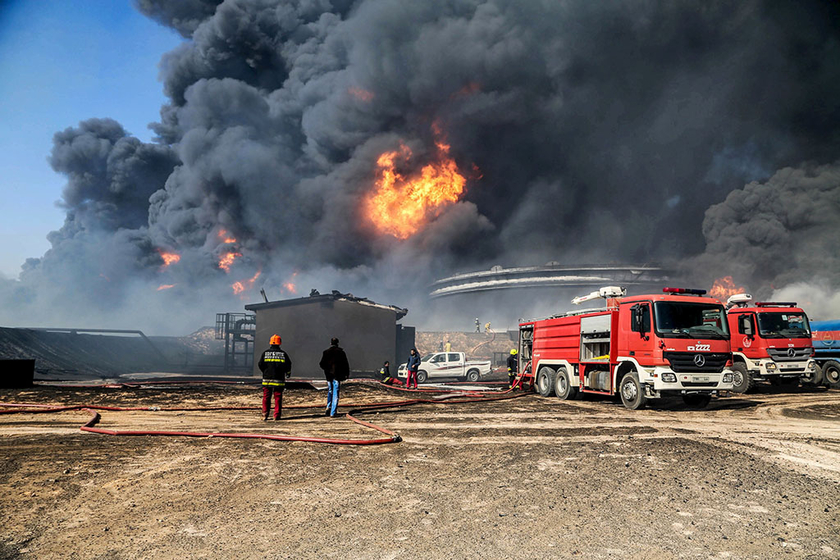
[406,348,421,389]
[258,334,292,420]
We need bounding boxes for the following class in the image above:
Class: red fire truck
[724,294,820,393]
[518,287,735,410]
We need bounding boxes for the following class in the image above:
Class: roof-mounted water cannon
[725,293,752,309]
[571,286,626,305]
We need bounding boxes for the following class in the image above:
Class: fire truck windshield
[653,302,729,339]
[757,312,810,338]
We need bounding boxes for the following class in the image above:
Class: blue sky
[0,1,181,278]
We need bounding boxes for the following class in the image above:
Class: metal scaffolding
[214,313,256,373]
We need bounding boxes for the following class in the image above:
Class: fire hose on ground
[0,381,530,446]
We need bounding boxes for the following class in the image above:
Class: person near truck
[406,348,421,389]
[507,349,518,389]
[380,360,402,386]
[319,337,349,417]
[258,334,292,421]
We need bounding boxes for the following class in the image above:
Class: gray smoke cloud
[689,161,840,313]
[2,0,839,334]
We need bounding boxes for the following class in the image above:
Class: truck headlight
[808,361,817,371]
[723,373,733,383]
[766,363,777,371]
[661,373,676,383]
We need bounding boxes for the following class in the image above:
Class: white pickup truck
[397,352,492,383]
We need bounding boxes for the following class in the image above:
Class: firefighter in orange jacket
[258,334,292,420]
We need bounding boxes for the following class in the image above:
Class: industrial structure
[214,313,256,373]
[245,290,413,379]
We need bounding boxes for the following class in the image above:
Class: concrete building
[245,291,413,379]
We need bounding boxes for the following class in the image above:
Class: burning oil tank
[429,263,671,298]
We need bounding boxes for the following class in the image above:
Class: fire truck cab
[518,287,735,410]
[724,294,820,392]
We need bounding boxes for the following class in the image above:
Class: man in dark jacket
[319,337,349,417]
[258,334,292,420]
[406,348,421,389]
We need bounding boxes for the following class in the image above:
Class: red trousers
[406,369,418,389]
[262,386,283,419]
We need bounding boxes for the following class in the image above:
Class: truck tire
[800,366,823,386]
[682,393,712,408]
[417,370,428,384]
[619,372,647,410]
[466,369,480,382]
[730,363,754,394]
[536,367,556,397]
[822,360,840,389]
[553,367,577,400]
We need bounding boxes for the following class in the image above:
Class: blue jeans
[326,379,341,416]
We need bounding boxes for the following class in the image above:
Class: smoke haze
[2,0,839,333]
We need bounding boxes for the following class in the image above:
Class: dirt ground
[1,381,839,559]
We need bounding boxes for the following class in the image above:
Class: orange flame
[219,251,242,273]
[709,276,746,301]
[157,250,181,269]
[232,270,261,295]
[218,229,237,244]
[157,284,176,291]
[349,87,374,102]
[366,132,468,239]
[279,271,298,295]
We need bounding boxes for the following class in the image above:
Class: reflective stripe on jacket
[259,346,292,384]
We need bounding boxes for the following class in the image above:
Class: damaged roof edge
[244,290,409,320]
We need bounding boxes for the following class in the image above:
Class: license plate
[693,376,710,383]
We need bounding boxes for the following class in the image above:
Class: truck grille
[663,352,730,373]
[767,347,812,362]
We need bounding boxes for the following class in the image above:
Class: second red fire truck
[724,294,820,392]
[518,287,735,410]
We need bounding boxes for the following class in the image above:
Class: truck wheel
[682,394,711,408]
[553,367,577,400]
[800,366,823,386]
[466,369,480,382]
[417,370,428,384]
[536,367,556,397]
[730,363,754,394]
[619,372,647,410]
[823,360,840,389]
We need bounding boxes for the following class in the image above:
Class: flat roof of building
[244,290,408,320]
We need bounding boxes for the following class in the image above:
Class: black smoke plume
[2,0,839,333]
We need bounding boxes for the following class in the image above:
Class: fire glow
[366,133,468,239]
[348,87,374,102]
[218,229,237,244]
[157,284,176,291]
[283,272,298,295]
[232,270,261,295]
[218,251,242,273]
[158,250,180,269]
[709,276,746,300]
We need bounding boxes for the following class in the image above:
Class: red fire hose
[0,382,529,446]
